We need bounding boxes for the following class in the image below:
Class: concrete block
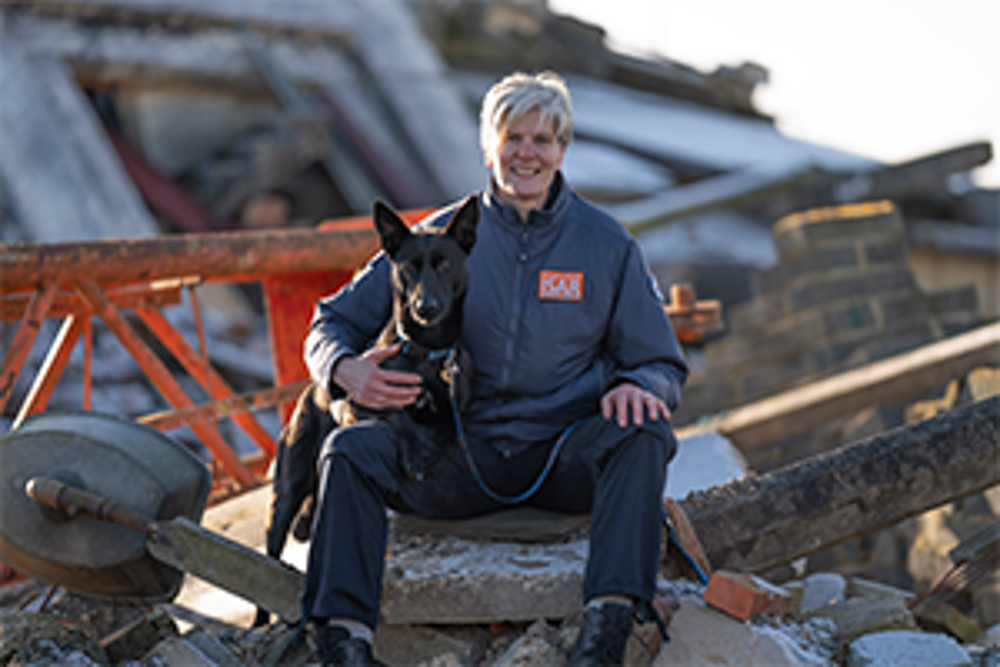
[915,603,982,643]
[799,572,847,614]
[847,576,916,604]
[809,596,917,641]
[373,624,490,666]
[846,630,972,667]
[382,536,587,624]
[181,628,243,667]
[704,571,791,621]
[653,597,828,666]
[143,636,219,666]
[979,623,1000,647]
[492,632,565,667]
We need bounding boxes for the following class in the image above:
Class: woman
[303,71,688,665]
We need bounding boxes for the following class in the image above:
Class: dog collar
[400,339,453,362]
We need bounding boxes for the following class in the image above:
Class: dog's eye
[436,259,451,273]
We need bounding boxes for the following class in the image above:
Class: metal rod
[136,307,278,457]
[13,314,85,428]
[138,381,308,433]
[0,283,59,414]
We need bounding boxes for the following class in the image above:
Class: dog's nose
[415,298,441,322]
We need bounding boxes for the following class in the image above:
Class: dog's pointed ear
[373,199,410,258]
[445,195,480,255]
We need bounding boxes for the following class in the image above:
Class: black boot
[315,624,380,667]
[567,602,634,666]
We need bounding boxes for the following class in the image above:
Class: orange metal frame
[1,211,721,492]
[0,211,427,490]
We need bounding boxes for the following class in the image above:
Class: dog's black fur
[256,196,479,626]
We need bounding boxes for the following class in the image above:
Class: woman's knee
[320,421,396,470]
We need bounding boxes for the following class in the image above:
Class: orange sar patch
[538,270,584,302]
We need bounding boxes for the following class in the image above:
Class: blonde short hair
[479,71,573,157]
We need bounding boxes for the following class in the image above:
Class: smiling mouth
[511,167,538,176]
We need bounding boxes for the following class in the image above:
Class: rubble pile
[3,570,1000,665]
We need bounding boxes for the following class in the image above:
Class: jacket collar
[485,172,570,231]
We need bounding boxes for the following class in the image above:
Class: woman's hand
[601,383,671,428]
[332,344,422,410]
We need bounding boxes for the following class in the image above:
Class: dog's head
[373,196,480,341]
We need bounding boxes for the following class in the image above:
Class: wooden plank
[0,37,160,242]
[681,396,1000,574]
[907,218,1000,258]
[348,0,484,200]
[613,162,821,234]
[832,142,993,203]
[679,321,1000,450]
[9,6,480,201]
[9,1,355,41]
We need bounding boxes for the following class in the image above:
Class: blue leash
[447,386,577,505]
[662,506,710,585]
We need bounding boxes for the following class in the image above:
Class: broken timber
[679,321,1000,450]
[681,396,999,576]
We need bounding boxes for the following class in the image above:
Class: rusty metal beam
[13,314,86,428]
[1,283,183,321]
[0,227,380,291]
[76,280,255,488]
[136,307,278,457]
[0,283,58,414]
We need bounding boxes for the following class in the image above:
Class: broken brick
[703,570,791,621]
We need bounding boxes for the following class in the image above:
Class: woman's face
[487,109,567,219]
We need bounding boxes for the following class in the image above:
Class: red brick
[703,570,791,621]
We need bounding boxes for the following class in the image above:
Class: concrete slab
[382,532,588,625]
[652,597,830,666]
[846,630,971,667]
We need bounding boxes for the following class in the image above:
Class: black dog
[256,196,479,626]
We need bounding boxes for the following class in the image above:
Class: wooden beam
[832,142,993,203]
[0,39,159,242]
[679,321,1000,450]
[680,396,1000,574]
[615,162,822,234]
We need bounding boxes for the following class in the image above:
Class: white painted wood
[0,30,159,242]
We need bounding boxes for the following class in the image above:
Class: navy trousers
[302,413,677,628]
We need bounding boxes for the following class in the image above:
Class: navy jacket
[305,174,688,453]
